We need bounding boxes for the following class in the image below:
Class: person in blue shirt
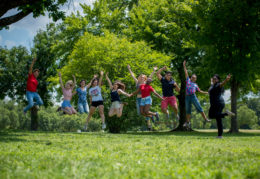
[75,74,97,114]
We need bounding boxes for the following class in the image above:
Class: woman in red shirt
[23,58,43,114]
[131,78,163,130]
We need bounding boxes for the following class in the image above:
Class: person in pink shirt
[58,72,77,115]
[23,58,43,114]
[131,78,163,130]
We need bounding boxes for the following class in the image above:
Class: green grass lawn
[0,130,259,179]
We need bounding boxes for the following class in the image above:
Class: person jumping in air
[105,73,131,118]
[85,71,106,131]
[208,74,235,138]
[156,66,180,128]
[58,72,77,115]
[131,78,163,131]
[183,60,211,128]
[75,75,98,114]
[23,58,43,115]
[127,65,157,116]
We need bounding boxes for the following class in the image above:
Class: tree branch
[0,10,32,27]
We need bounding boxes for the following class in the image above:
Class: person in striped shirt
[183,60,211,127]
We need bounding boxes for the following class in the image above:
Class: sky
[0,0,94,50]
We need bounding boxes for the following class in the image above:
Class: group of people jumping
[23,58,235,138]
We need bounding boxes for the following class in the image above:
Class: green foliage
[237,105,258,129]
[0,131,259,178]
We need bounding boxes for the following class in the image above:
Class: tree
[237,105,258,129]
[193,0,260,132]
[0,0,68,29]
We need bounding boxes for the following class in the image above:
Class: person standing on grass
[23,58,43,114]
[183,60,211,127]
[105,73,132,118]
[156,66,180,125]
[85,71,106,131]
[75,75,98,114]
[208,74,235,138]
[127,65,157,116]
[59,72,77,115]
[131,78,163,131]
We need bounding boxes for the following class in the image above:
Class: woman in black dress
[208,74,235,138]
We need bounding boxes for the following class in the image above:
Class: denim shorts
[62,100,72,108]
[185,94,203,114]
[140,96,152,106]
[78,102,89,113]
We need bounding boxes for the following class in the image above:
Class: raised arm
[72,75,76,89]
[174,83,180,93]
[99,71,104,86]
[118,89,131,97]
[29,58,37,74]
[87,74,98,88]
[156,66,167,81]
[105,73,113,90]
[220,74,231,88]
[149,66,158,79]
[183,60,189,79]
[152,90,164,100]
[58,72,64,90]
[127,65,138,84]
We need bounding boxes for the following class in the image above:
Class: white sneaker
[226,110,235,117]
[183,122,190,127]
[102,123,106,130]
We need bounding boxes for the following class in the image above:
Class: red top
[140,84,154,98]
[26,73,38,92]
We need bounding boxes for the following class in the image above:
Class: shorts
[161,96,177,109]
[91,100,104,107]
[140,96,152,106]
[185,94,203,114]
[110,101,121,109]
[62,100,72,108]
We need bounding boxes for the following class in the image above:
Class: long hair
[114,80,125,91]
[91,78,99,86]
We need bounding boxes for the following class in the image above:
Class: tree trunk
[229,79,239,133]
[30,106,38,131]
[172,65,187,131]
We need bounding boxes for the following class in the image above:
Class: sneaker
[205,118,211,122]
[155,112,160,121]
[183,122,191,128]
[216,136,223,139]
[102,123,106,130]
[226,110,235,117]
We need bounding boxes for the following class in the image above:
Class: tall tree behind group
[193,0,260,132]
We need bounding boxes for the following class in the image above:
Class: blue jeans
[185,94,203,115]
[136,98,142,115]
[24,91,43,113]
[78,101,89,114]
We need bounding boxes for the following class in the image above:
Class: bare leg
[98,105,105,124]
[63,107,73,115]
[116,104,124,118]
[200,112,210,122]
[109,107,117,117]
[71,107,77,114]
[86,106,96,124]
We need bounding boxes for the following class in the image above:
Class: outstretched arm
[156,66,167,81]
[198,89,208,95]
[118,89,131,97]
[220,74,231,88]
[58,72,64,90]
[87,74,98,88]
[149,66,158,79]
[105,73,113,90]
[131,88,141,96]
[29,58,37,74]
[127,65,138,84]
[99,71,104,86]
[153,90,164,100]
[174,83,180,93]
[183,60,189,79]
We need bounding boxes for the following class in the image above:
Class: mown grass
[0,130,259,179]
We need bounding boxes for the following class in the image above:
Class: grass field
[0,130,259,179]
